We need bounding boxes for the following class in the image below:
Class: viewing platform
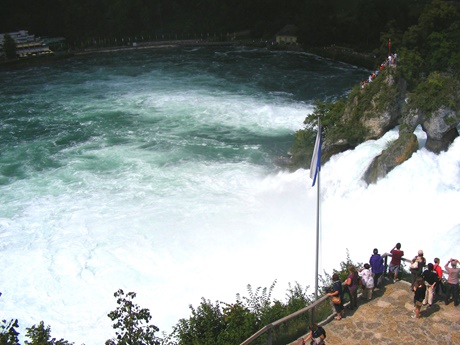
[291,280,460,345]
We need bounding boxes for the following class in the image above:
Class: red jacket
[433,264,443,278]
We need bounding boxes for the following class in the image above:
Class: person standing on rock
[444,258,460,306]
[327,273,344,320]
[410,250,426,290]
[412,276,426,319]
[358,264,374,300]
[421,263,438,308]
[369,248,385,288]
[345,265,359,310]
[433,257,445,299]
[389,243,404,282]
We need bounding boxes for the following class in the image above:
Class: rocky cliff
[321,66,460,184]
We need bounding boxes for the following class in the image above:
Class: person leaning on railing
[326,273,344,320]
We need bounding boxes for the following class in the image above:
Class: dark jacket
[369,254,385,274]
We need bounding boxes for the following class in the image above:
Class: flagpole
[310,117,322,324]
[313,154,320,323]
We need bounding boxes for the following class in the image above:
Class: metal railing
[239,294,328,345]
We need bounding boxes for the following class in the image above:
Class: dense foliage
[1,0,427,50]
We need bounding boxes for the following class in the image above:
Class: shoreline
[73,39,239,56]
[0,40,241,69]
[0,39,374,71]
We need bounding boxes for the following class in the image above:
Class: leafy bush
[25,322,73,345]
[408,72,460,113]
[107,289,161,345]
[0,319,20,345]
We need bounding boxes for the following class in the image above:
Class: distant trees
[0,0,431,51]
[399,0,460,85]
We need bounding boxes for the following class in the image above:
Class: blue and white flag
[309,121,322,187]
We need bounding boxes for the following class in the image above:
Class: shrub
[107,289,161,345]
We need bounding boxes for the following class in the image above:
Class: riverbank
[0,51,75,70]
[73,39,239,56]
[0,40,239,70]
[1,39,375,71]
[305,45,376,69]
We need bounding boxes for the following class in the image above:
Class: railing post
[267,328,272,345]
[384,254,388,276]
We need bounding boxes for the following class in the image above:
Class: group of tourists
[328,243,459,323]
[388,243,459,318]
[299,244,458,344]
[324,247,385,324]
[360,52,397,89]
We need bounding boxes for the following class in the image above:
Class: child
[301,323,326,345]
[412,276,426,319]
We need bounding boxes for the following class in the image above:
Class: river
[0,46,458,344]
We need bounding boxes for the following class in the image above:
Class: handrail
[240,252,446,345]
[239,295,328,345]
[239,252,391,345]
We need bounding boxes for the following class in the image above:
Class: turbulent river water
[0,46,459,344]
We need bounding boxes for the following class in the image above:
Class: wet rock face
[361,73,406,141]
[363,133,419,185]
[362,103,459,183]
[425,126,459,153]
[421,107,460,153]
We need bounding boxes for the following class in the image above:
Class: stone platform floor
[290,280,460,345]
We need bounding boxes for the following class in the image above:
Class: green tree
[3,34,16,59]
[107,289,161,345]
[173,298,225,345]
[0,319,20,345]
[24,321,73,345]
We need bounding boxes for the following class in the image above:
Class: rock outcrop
[321,67,460,184]
[363,132,419,184]
[360,68,406,140]
[421,108,460,153]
